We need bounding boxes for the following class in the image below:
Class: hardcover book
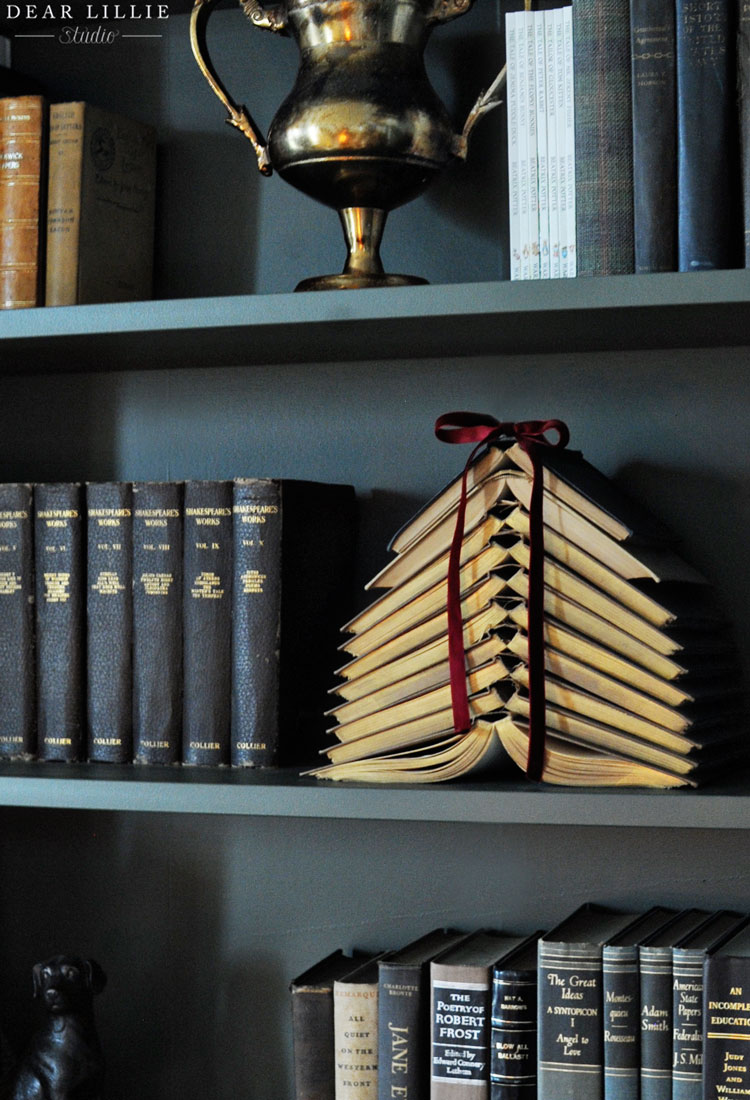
[489,933,544,1100]
[0,483,34,758]
[0,94,47,309]
[703,918,750,1100]
[45,101,157,305]
[34,482,84,761]
[132,481,183,765]
[334,954,384,1100]
[86,481,133,763]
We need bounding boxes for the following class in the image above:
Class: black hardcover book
[132,481,183,765]
[639,908,715,1100]
[231,478,356,767]
[538,904,644,1100]
[86,481,133,763]
[602,907,678,1100]
[490,933,544,1100]
[676,0,740,271]
[0,483,34,758]
[290,949,368,1100]
[378,929,469,1100]
[182,480,232,766]
[740,0,750,266]
[34,482,84,761]
[703,918,750,1100]
[630,0,677,272]
[672,910,747,1100]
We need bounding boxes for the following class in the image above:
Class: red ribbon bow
[434,412,570,782]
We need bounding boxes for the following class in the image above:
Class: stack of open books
[309,436,744,787]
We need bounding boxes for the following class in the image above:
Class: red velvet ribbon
[434,412,570,781]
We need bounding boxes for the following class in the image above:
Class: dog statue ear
[31,963,44,999]
[83,959,107,996]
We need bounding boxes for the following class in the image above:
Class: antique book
[378,929,469,1100]
[671,911,748,1100]
[290,949,368,1100]
[334,954,384,1100]
[572,0,634,275]
[489,933,544,1100]
[231,478,356,767]
[86,481,133,763]
[132,481,183,765]
[601,907,679,1100]
[703,918,750,1100]
[639,909,716,1100]
[182,480,232,767]
[0,94,47,309]
[630,0,677,272]
[34,482,84,761]
[45,101,156,305]
[0,483,34,758]
[538,905,645,1100]
[430,931,530,1100]
[676,0,740,270]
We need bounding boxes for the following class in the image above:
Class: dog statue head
[31,956,106,1016]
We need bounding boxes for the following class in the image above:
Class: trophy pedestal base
[295,272,429,292]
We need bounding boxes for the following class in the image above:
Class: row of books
[0,88,156,310]
[290,902,750,1100]
[507,0,746,278]
[0,477,356,767]
[313,417,744,788]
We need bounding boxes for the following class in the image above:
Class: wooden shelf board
[0,761,749,826]
[3,270,750,373]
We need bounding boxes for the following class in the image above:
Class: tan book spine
[333,972,379,1100]
[45,101,85,307]
[0,95,46,309]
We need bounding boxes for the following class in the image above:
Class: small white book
[505,11,522,281]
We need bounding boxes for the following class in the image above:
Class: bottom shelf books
[311,416,746,788]
[289,902,750,1100]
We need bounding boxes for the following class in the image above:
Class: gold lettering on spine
[43,573,71,603]
[0,572,21,594]
[140,572,173,596]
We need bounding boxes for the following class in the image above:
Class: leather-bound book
[0,95,47,309]
[676,0,740,271]
[290,949,368,1100]
[630,0,677,272]
[86,482,133,763]
[34,482,84,761]
[490,934,544,1100]
[0,483,34,758]
[573,0,635,275]
[182,479,232,767]
[45,101,156,306]
[132,481,183,765]
[231,478,356,767]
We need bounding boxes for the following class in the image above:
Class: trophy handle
[452,62,507,160]
[190,0,279,175]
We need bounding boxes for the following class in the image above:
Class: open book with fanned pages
[308,432,744,788]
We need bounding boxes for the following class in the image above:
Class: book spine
[573,0,635,275]
[0,95,46,309]
[86,482,133,763]
[0,483,34,758]
[489,966,536,1099]
[182,480,232,766]
[292,983,338,1100]
[431,964,491,1100]
[516,9,530,281]
[533,10,550,280]
[639,946,672,1100]
[378,962,428,1100]
[703,955,750,1099]
[334,980,379,1100]
[231,478,282,767]
[676,0,739,271]
[506,12,521,282]
[45,101,84,307]
[538,941,605,1100]
[132,481,183,765]
[740,0,750,266]
[630,0,677,272]
[524,10,540,280]
[602,945,639,1100]
[34,482,84,761]
[544,8,560,279]
[561,6,576,277]
[554,8,569,278]
[671,947,705,1100]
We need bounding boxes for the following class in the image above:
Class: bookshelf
[1,4,750,1100]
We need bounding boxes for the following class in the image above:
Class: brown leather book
[0,94,47,309]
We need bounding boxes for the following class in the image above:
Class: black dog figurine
[8,955,106,1100]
